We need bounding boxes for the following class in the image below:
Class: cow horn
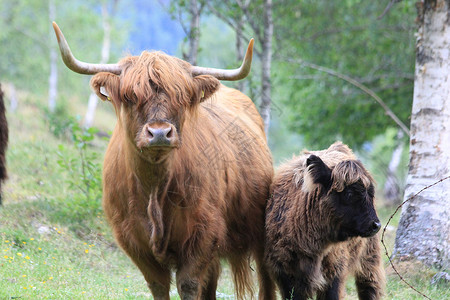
[52,22,121,75]
[191,39,254,81]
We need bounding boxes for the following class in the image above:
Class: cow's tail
[229,254,255,300]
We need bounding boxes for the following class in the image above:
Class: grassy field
[0,88,448,299]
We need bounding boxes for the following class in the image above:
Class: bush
[55,120,103,229]
[43,103,75,141]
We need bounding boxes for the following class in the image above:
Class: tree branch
[205,1,262,57]
[290,59,410,137]
[236,0,263,42]
[378,0,403,20]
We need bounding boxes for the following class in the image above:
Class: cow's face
[91,53,220,164]
[305,155,381,241]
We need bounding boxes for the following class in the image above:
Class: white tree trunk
[84,2,112,128]
[236,15,245,92]
[383,130,404,206]
[394,0,450,269]
[48,0,58,112]
[259,0,273,138]
[8,83,17,112]
[185,0,201,65]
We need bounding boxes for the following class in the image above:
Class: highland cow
[0,84,8,205]
[265,142,385,300]
[53,22,275,300]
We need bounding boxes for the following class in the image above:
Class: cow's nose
[147,125,173,146]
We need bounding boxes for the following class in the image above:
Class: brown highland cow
[0,84,8,205]
[265,142,385,300]
[52,22,275,300]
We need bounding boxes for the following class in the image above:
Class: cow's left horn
[52,22,121,75]
[191,39,254,81]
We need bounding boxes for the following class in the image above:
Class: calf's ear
[303,155,332,191]
[90,72,120,105]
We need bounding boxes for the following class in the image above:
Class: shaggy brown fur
[88,51,275,300]
[0,85,8,205]
[265,142,385,300]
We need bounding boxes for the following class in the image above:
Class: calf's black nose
[371,220,381,234]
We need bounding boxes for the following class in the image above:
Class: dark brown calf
[265,142,385,300]
[0,84,8,205]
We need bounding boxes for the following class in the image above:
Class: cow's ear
[192,75,220,104]
[90,72,120,105]
[303,155,332,192]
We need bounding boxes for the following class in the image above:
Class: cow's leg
[200,258,220,300]
[124,249,171,300]
[176,267,202,300]
[254,248,276,300]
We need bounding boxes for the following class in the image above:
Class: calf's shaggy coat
[265,142,385,300]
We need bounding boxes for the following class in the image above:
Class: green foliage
[364,128,409,193]
[43,101,75,140]
[0,0,128,97]
[55,119,103,228]
[273,1,416,149]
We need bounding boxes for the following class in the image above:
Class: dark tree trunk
[0,85,9,205]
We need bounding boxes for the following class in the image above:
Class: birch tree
[206,0,274,136]
[394,0,450,269]
[84,1,118,128]
[48,0,58,112]
[165,0,205,65]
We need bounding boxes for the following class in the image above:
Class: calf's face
[305,155,381,241]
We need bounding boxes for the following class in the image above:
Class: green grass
[0,89,449,299]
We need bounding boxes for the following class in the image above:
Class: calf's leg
[316,276,343,300]
[354,237,385,300]
[276,272,310,300]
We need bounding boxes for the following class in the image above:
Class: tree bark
[383,130,405,206]
[394,0,450,269]
[259,0,273,138]
[188,0,201,65]
[235,14,245,92]
[8,83,17,112]
[48,0,58,112]
[84,1,114,128]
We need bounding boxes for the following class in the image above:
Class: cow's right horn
[52,22,121,75]
[191,39,254,81]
